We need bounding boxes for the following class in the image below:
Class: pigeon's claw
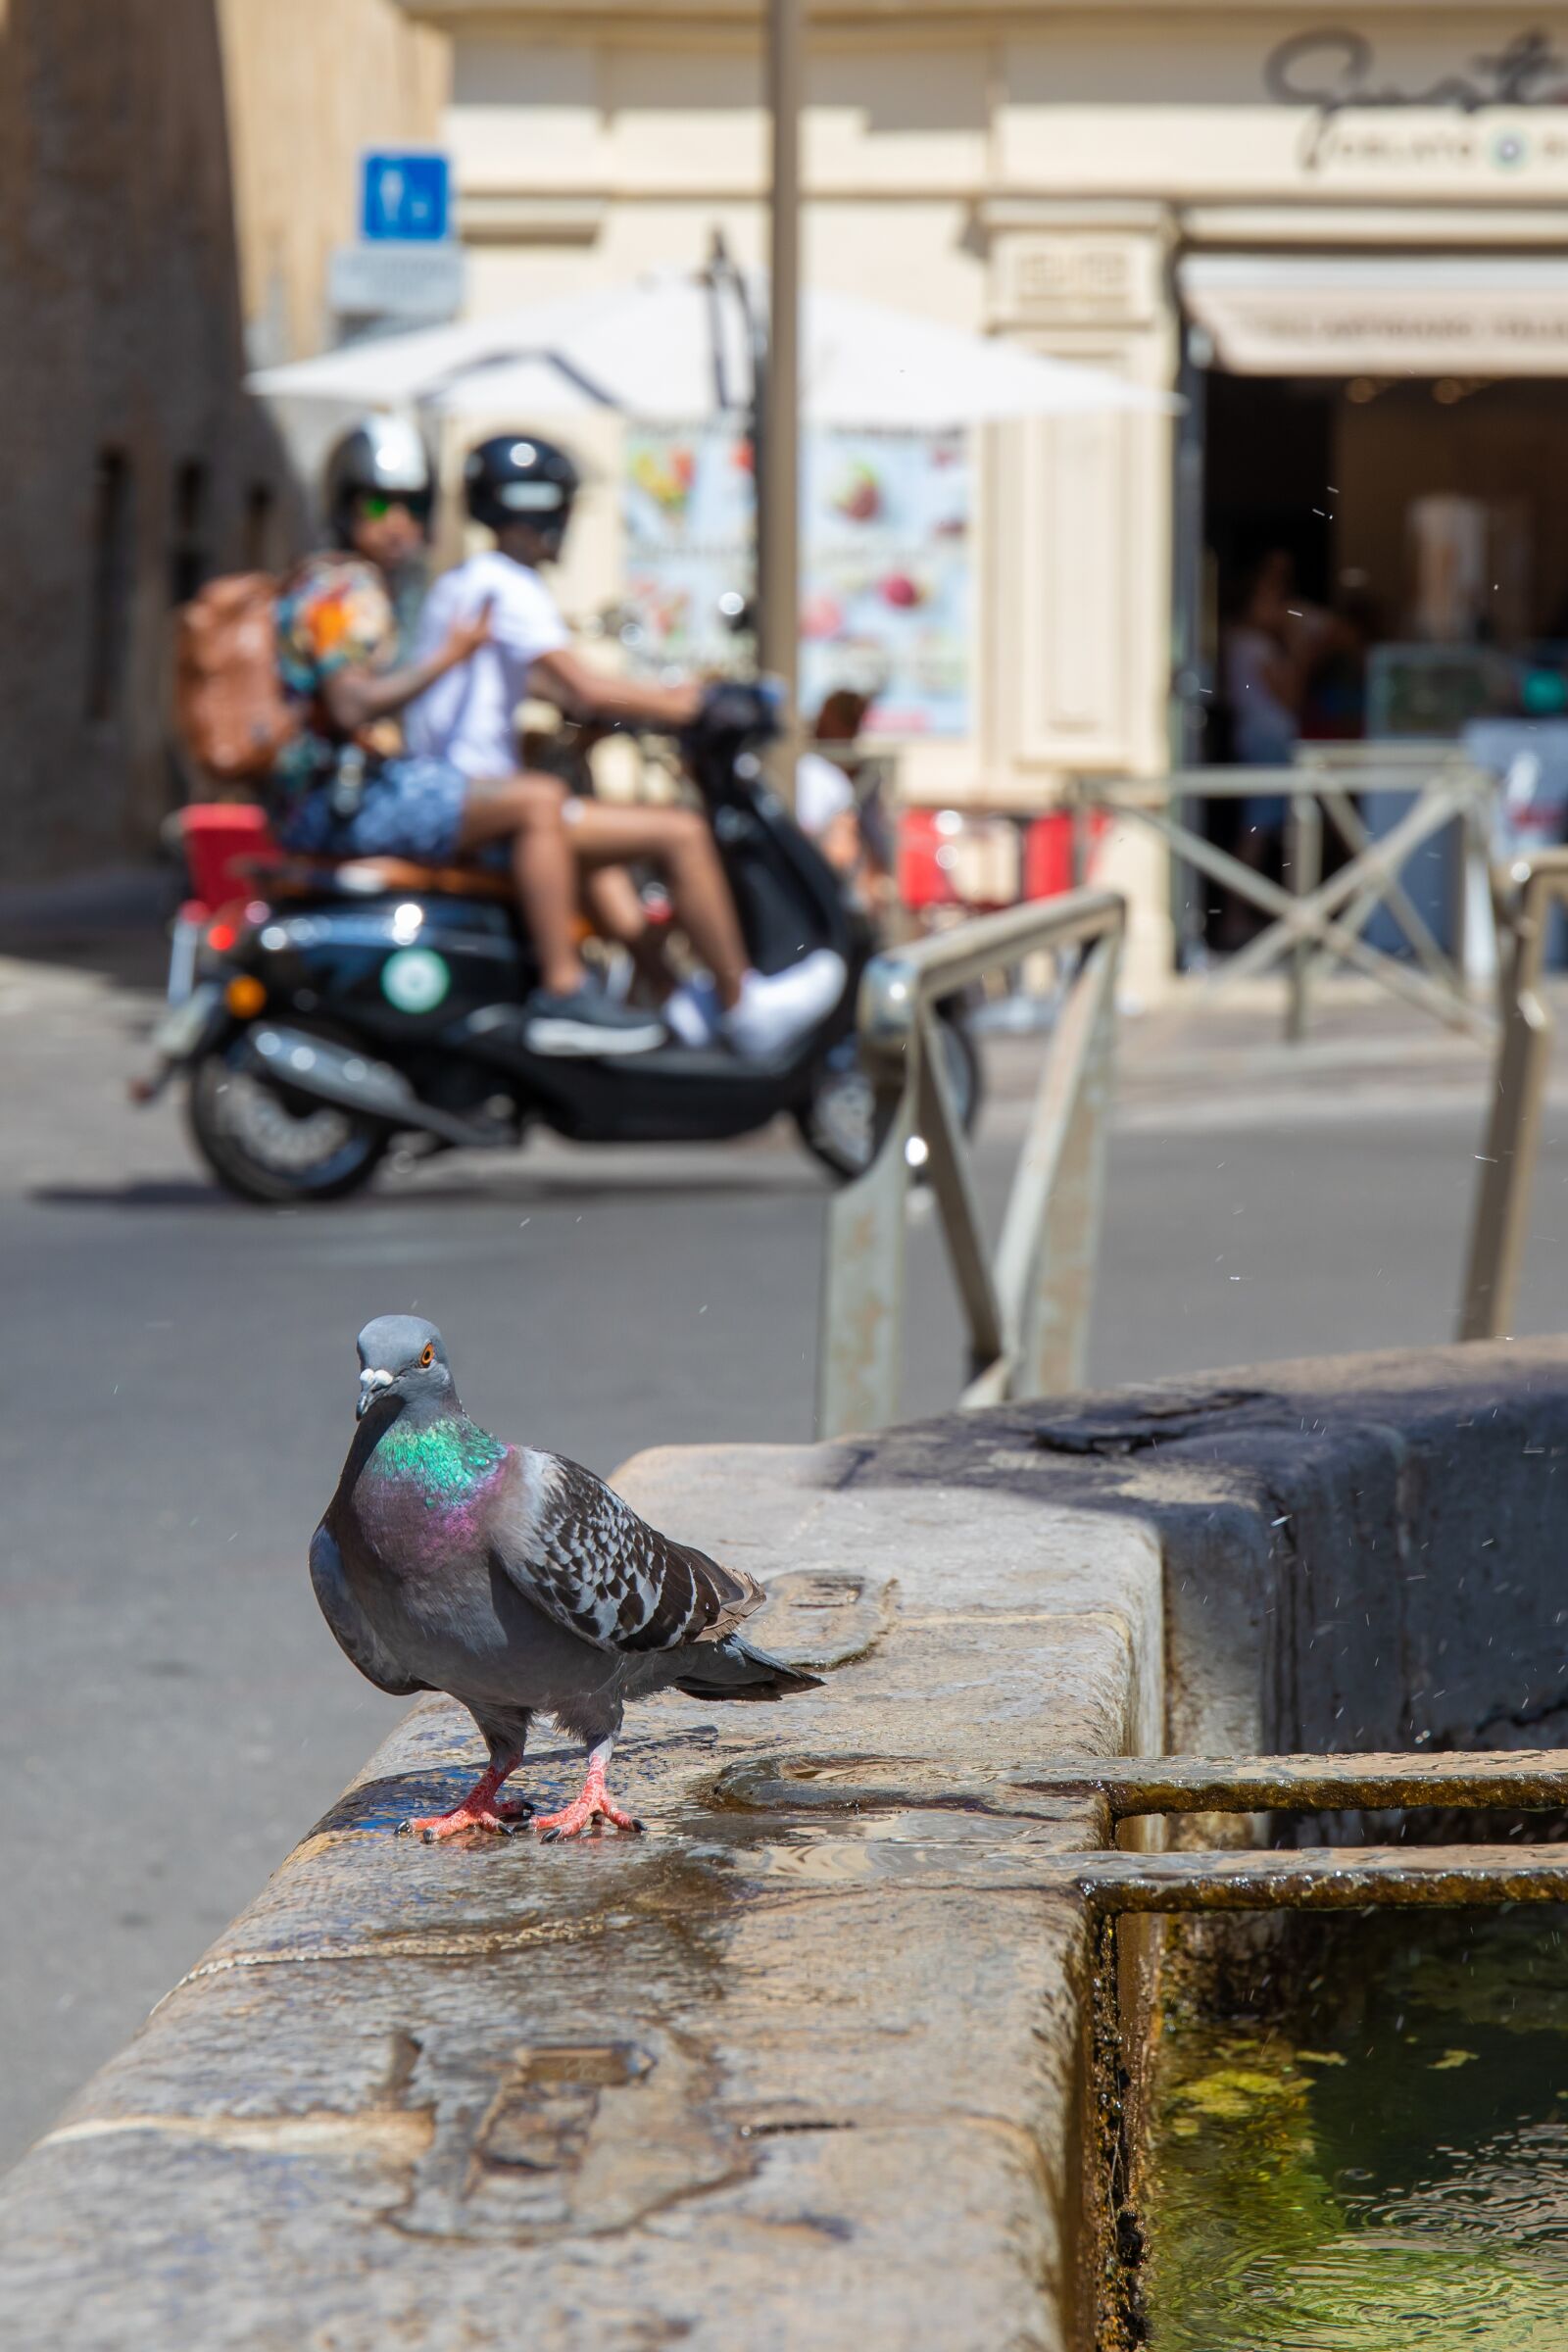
[533,1752,643,1842]
[536,1794,644,1842]
[396,1758,532,1843]
[397,1794,535,1842]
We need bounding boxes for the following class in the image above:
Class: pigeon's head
[355,1315,455,1422]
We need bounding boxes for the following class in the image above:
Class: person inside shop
[794,688,894,914]
[270,416,666,1056]
[1299,582,1381,743]
[1217,547,1348,942]
[406,431,845,1059]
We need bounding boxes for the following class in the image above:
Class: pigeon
[310,1315,820,1841]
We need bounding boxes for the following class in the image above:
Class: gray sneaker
[523,987,667,1057]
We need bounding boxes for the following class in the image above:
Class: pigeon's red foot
[397,1761,532,1843]
[398,1795,534,1843]
[534,1763,643,1843]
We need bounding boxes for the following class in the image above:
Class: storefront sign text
[1265,27,1568,166]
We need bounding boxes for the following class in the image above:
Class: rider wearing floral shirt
[274,556,411,802]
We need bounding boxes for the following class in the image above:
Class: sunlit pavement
[5,940,1568,2165]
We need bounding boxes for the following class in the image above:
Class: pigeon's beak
[357,1367,395,1421]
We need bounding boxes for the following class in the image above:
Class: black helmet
[465,434,579,552]
[323,416,434,542]
[688,678,783,748]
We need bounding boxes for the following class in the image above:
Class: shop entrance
[1190,357,1568,949]
[1200,368,1568,752]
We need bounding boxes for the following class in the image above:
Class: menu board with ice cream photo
[801,429,969,737]
[621,423,970,736]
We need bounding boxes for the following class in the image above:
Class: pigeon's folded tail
[672,1636,823,1702]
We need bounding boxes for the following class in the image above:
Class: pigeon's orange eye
[420,1344,435,1368]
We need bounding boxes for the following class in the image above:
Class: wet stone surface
[0,1444,1165,2350]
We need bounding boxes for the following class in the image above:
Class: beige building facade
[397,1,1568,993]
[0,0,443,885]
[218,0,450,368]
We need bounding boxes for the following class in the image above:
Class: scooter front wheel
[186,1030,389,1204]
[797,1006,982,1182]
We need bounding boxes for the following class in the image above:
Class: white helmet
[323,415,434,540]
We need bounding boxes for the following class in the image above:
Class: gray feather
[309,1521,431,1698]
[489,1451,765,1658]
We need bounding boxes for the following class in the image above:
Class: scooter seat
[271,855,517,905]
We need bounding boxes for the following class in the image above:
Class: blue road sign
[361,152,450,244]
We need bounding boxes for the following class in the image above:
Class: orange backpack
[174,573,299,783]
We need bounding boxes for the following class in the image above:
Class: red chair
[897,810,1020,911]
[1022,809,1110,901]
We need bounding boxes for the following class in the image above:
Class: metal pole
[1458,866,1558,1342]
[1285,789,1322,1044]
[760,0,802,800]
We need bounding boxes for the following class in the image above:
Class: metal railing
[814,887,1124,1441]
[1077,747,1495,1043]
[1459,847,1568,1341]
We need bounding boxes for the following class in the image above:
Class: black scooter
[143,685,980,1203]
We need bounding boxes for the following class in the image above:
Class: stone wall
[0,0,444,884]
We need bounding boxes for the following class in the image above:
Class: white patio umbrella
[402,351,608,421]
[248,269,1177,424]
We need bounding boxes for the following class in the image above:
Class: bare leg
[564,804,749,1010]
[397,1745,533,1842]
[456,773,585,996]
[533,1735,643,1842]
[583,864,675,996]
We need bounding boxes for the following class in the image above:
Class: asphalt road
[5,945,1568,2165]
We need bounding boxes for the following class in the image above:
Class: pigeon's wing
[310,1521,431,1698]
[492,1452,764,1657]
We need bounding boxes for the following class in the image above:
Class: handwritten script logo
[1265,27,1568,165]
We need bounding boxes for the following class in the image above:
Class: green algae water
[1144,1907,1568,2349]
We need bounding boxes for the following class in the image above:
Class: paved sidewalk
[1112,976,1527,1133]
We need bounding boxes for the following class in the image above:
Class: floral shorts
[277,756,472,864]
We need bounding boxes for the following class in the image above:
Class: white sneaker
[663,972,723,1048]
[722,950,847,1061]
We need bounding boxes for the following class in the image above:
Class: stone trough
[2,1338,1566,2349]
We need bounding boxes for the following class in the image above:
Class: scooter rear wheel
[186,1027,389,1203]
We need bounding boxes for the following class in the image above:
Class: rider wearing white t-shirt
[407,549,570,780]
[406,435,844,1059]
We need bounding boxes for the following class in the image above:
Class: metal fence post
[1012,928,1120,1395]
[814,1025,917,1444]
[1459,863,1559,1342]
[814,890,1126,1438]
[1285,789,1322,1045]
[914,1007,1006,1384]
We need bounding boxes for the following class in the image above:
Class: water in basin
[1144,1906,1568,2349]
